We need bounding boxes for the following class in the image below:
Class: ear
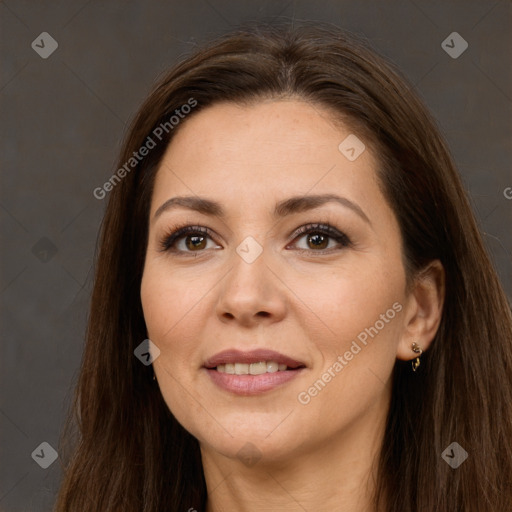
[396,259,445,361]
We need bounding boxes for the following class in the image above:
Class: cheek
[290,266,405,418]
[291,274,404,431]
[140,262,215,375]
[140,266,208,425]
[141,263,194,338]
[289,259,405,345]
[140,266,184,371]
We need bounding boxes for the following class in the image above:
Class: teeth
[234,363,249,375]
[266,361,279,373]
[250,362,267,375]
[215,361,289,374]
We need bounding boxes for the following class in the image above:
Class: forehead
[150,100,383,218]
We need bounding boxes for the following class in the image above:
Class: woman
[55,21,512,512]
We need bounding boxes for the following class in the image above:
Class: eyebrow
[152,193,371,225]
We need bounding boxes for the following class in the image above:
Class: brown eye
[291,223,352,253]
[159,225,219,254]
[184,234,207,251]
[305,232,329,250]
[159,222,351,256]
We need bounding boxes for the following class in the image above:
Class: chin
[202,434,301,467]
[191,414,310,465]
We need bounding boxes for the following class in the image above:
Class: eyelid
[157,221,352,255]
[289,222,351,248]
[157,224,217,253]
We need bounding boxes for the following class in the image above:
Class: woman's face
[141,99,413,464]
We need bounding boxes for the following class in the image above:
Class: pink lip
[203,349,307,396]
[204,367,306,395]
[203,349,306,369]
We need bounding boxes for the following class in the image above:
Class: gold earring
[411,342,422,372]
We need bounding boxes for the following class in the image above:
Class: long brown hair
[54,21,512,511]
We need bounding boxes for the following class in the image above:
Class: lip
[205,367,306,395]
[203,349,307,396]
[203,349,306,369]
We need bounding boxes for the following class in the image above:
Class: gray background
[1,1,511,510]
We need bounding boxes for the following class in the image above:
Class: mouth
[204,348,306,372]
[213,361,300,374]
[203,349,307,395]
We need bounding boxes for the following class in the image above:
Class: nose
[214,240,287,327]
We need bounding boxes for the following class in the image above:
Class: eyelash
[158,222,352,256]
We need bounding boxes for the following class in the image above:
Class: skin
[140,99,445,511]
